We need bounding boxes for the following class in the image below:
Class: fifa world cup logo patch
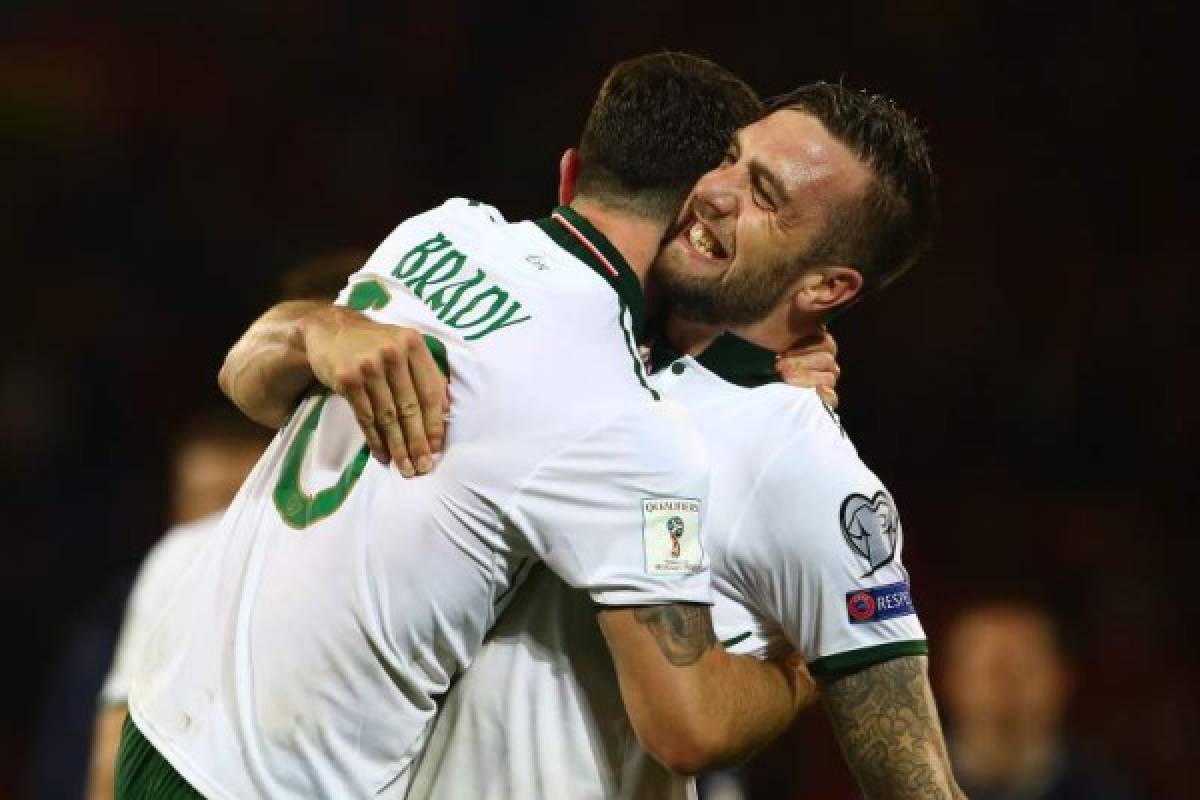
[642,499,703,576]
[667,515,685,558]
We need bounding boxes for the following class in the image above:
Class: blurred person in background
[942,602,1137,800]
[83,252,363,800]
[82,409,269,800]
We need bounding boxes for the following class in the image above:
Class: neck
[665,316,723,356]
[952,725,1061,788]
[570,197,665,287]
[726,300,824,354]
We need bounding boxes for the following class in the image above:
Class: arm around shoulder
[218,300,327,428]
[597,604,817,775]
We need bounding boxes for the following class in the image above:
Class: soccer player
[86,252,364,800]
[228,83,962,798]
[86,411,270,800]
[412,85,959,798]
[117,54,818,799]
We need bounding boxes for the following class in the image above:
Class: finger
[786,351,839,374]
[384,352,431,476]
[337,368,387,464]
[817,385,840,410]
[407,336,449,454]
[363,358,409,475]
[777,353,838,384]
[816,326,835,357]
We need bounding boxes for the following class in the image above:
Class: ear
[791,266,864,314]
[558,148,581,205]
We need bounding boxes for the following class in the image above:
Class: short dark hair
[577,52,763,221]
[768,82,936,291]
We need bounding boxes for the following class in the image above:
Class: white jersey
[99,513,219,707]
[406,333,927,800]
[129,200,712,800]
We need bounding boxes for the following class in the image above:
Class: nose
[692,173,738,221]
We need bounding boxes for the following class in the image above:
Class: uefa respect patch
[845,581,916,624]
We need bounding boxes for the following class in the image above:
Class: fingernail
[417,455,433,474]
[430,437,444,452]
[400,458,415,478]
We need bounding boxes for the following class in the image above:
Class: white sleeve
[98,523,212,706]
[743,447,927,680]
[504,398,712,607]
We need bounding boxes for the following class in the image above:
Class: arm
[85,705,126,800]
[598,604,817,774]
[218,301,449,475]
[218,300,325,429]
[820,655,965,799]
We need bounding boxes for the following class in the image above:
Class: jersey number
[273,279,447,530]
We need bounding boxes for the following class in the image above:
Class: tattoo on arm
[632,604,718,667]
[821,655,962,800]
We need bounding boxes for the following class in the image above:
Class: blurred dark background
[3,1,1195,797]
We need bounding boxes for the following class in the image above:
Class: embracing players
[117,53,822,799]
[219,56,963,799]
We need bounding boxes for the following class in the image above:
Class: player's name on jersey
[368,231,533,341]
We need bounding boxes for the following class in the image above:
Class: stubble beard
[651,242,798,327]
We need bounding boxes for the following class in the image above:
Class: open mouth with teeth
[686,219,729,260]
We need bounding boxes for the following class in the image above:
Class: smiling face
[652,109,873,325]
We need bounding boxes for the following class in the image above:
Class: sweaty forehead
[741,110,872,207]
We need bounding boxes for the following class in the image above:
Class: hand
[300,306,449,477]
[776,327,841,410]
[781,651,820,715]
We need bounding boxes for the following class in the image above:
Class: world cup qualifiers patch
[846,581,916,624]
[642,498,703,576]
[840,490,900,578]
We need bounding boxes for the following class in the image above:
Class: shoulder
[368,197,509,258]
[753,386,870,497]
[743,388,893,556]
[411,197,508,227]
[133,512,220,595]
[566,397,709,486]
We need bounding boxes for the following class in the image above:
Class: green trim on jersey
[649,332,780,388]
[808,639,929,680]
[720,630,753,648]
[533,205,646,340]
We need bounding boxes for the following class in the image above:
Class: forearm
[821,655,964,799]
[85,705,127,800]
[218,300,325,427]
[700,647,812,766]
[599,605,814,774]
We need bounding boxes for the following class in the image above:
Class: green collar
[534,205,646,339]
[649,332,781,389]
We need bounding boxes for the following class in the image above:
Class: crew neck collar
[534,205,646,339]
[649,332,780,388]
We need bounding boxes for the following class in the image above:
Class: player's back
[128,200,711,799]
